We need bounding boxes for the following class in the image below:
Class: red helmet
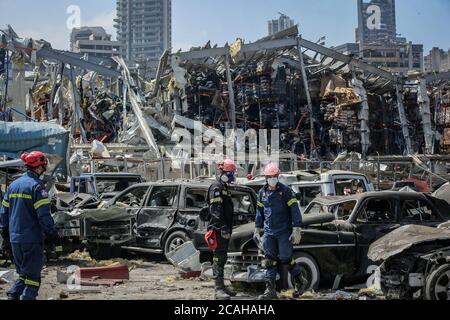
[21,151,48,168]
[264,163,280,176]
[222,159,236,173]
[217,159,236,173]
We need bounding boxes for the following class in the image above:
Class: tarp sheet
[0,121,69,175]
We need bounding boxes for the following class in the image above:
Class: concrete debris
[334,290,357,300]
[62,250,144,268]
[1,26,450,181]
[57,262,129,288]
[91,140,111,158]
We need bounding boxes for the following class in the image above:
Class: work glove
[253,228,263,244]
[289,227,302,245]
[221,229,231,240]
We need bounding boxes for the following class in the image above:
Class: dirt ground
[1,251,381,301]
[0,252,261,301]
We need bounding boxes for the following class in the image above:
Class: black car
[79,179,257,259]
[219,192,450,291]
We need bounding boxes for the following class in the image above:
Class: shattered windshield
[114,186,149,207]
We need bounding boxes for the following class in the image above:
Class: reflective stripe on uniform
[287,198,298,207]
[34,198,50,210]
[257,201,264,208]
[18,276,26,282]
[24,279,40,287]
[9,194,32,200]
[210,197,223,204]
[1,200,9,208]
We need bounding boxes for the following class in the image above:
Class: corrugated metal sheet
[0,121,69,175]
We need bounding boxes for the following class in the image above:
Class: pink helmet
[222,159,237,173]
[264,163,280,176]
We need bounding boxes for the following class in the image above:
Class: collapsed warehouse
[1,25,450,183]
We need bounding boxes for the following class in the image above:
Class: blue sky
[0,0,448,53]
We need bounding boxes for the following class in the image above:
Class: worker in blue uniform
[254,163,306,300]
[0,151,59,300]
[205,159,238,300]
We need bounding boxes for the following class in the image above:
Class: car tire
[164,231,189,255]
[87,243,122,261]
[288,252,321,291]
[425,264,450,300]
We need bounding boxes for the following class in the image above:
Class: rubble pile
[1,25,450,179]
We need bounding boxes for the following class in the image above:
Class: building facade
[268,14,295,36]
[115,0,172,77]
[357,0,397,46]
[424,47,450,73]
[334,0,424,75]
[334,42,423,75]
[70,27,123,59]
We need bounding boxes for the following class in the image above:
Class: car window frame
[112,185,151,207]
[333,175,368,196]
[399,197,442,223]
[144,185,179,209]
[183,187,208,210]
[355,198,397,225]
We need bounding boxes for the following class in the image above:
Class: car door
[178,186,208,230]
[351,197,399,276]
[135,185,179,249]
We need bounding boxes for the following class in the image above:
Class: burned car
[368,224,450,300]
[68,180,256,260]
[219,192,450,290]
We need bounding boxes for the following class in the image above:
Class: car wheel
[288,252,320,291]
[425,264,450,300]
[164,231,189,254]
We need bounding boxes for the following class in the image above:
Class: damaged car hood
[53,206,131,224]
[368,225,450,262]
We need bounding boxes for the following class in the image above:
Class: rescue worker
[254,163,306,300]
[206,159,237,300]
[0,151,59,300]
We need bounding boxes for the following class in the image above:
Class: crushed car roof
[311,191,445,205]
[368,225,450,262]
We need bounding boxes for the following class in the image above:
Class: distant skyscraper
[268,13,295,36]
[357,0,397,46]
[115,0,172,77]
[335,0,424,75]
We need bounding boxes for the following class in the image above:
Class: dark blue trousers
[263,232,302,281]
[7,243,43,300]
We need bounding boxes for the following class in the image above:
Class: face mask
[267,177,279,187]
[221,175,229,183]
[221,172,235,184]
